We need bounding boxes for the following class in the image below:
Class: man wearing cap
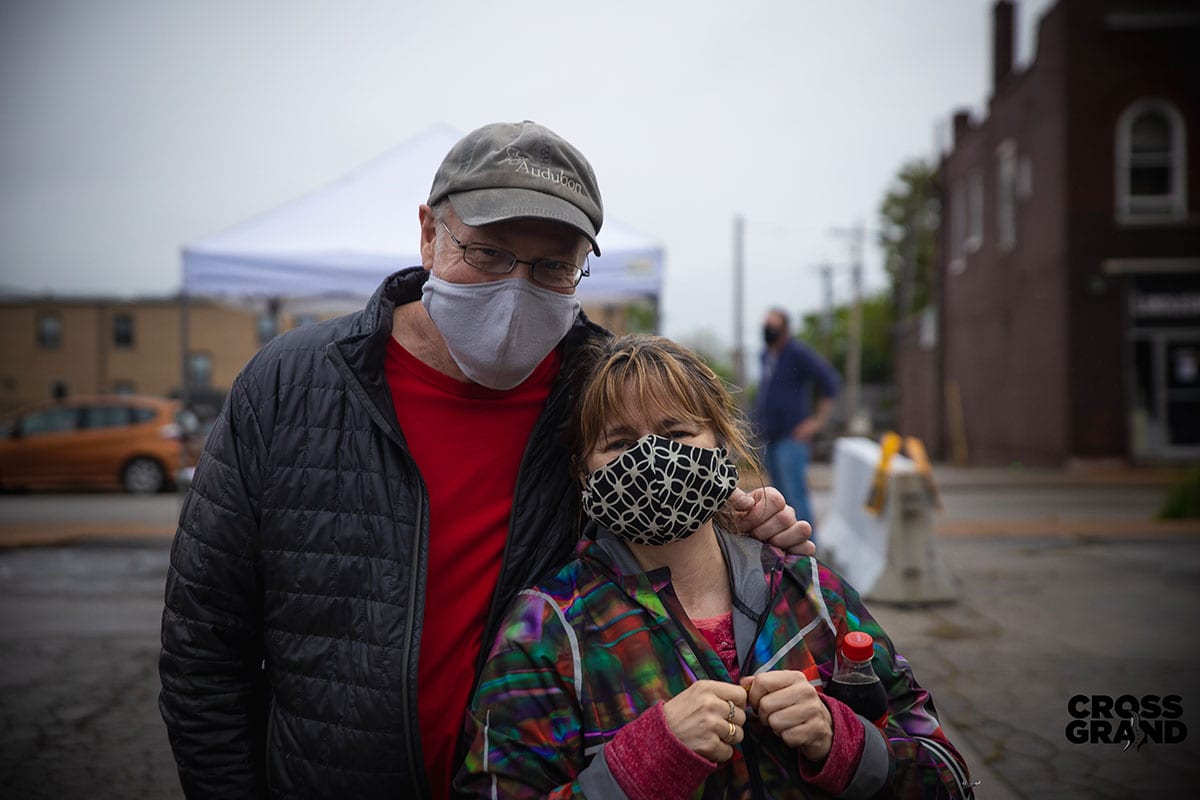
[159,121,811,800]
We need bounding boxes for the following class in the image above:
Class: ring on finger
[727,699,736,722]
[723,720,737,744]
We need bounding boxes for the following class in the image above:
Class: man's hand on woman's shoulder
[730,487,816,557]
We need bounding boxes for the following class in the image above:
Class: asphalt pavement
[0,541,178,799]
[1,464,1199,798]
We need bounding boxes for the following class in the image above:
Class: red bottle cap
[841,631,875,662]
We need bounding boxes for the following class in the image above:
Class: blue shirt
[754,338,841,441]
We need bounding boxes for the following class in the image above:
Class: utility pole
[732,214,746,390]
[830,222,867,435]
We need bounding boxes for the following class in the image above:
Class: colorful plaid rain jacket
[458,528,973,800]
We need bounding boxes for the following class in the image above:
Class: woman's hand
[742,672,833,764]
[662,680,749,763]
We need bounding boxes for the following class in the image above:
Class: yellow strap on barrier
[864,431,903,514]
[903,436,942,509]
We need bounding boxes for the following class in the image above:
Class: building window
[112,380,136,395]
[113,313,135,348]
[996,139,1018,253]
[949,180,967,274]
[188,352,213,387]
[966,168,984,252]
[1017,154,1033,200]
[256,312,278,345]
[37,313,62,349]
[1116,99,1188,222]
[50,379,69,400]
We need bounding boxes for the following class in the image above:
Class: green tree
[877,159,940,319]
[799,290,894,384]
[678,330,738,387]
[771,159,936,394]
[624,301,658,334]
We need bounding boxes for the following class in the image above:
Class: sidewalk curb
[0,523,174,549]
[934,518,1200,537]
[806,464,1184,492]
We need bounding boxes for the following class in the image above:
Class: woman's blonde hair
[567,334,762,531]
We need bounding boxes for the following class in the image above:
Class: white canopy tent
[181,123,664,310]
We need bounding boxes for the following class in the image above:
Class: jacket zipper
[738,562,782,800]
[400,490,429,798]
[324,341,430,798]
[739,563,782,677]
[743,741,767,800]
[657,584,768,800]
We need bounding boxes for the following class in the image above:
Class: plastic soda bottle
[827,631,888,729]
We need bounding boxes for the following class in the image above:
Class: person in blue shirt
[754,308,841,535]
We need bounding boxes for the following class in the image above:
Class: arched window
[995,139,1018,252]
[1116,99,1187,222]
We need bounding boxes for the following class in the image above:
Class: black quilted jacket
[159,268,608,798]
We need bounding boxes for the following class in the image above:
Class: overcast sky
[0,0,1055,358]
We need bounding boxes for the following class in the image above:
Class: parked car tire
[122,457,166,494]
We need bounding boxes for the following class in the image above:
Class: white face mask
[421,273,581,390]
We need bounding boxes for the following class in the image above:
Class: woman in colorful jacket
[457,335,973,799]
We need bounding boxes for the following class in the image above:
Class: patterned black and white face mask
[581,434,740,546]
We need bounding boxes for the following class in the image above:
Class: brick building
[0,295,639,420]
[898,0,1200,465]
[0,297,311,419]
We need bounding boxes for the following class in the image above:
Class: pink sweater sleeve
[605,702,717,800]
[797,693,867,795]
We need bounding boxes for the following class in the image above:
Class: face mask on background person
[581,434,739,546]
[421,272,581,390]
[763,324,783,346]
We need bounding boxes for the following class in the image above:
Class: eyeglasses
[438,222,590,289]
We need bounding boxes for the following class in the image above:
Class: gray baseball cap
[427,121,604,255]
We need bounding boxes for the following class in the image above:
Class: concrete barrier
[819,436,957,604]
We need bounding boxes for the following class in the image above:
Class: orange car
[0,395,199,494]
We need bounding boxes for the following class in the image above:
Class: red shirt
[384,336,561,800]
[692,612,740,681]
